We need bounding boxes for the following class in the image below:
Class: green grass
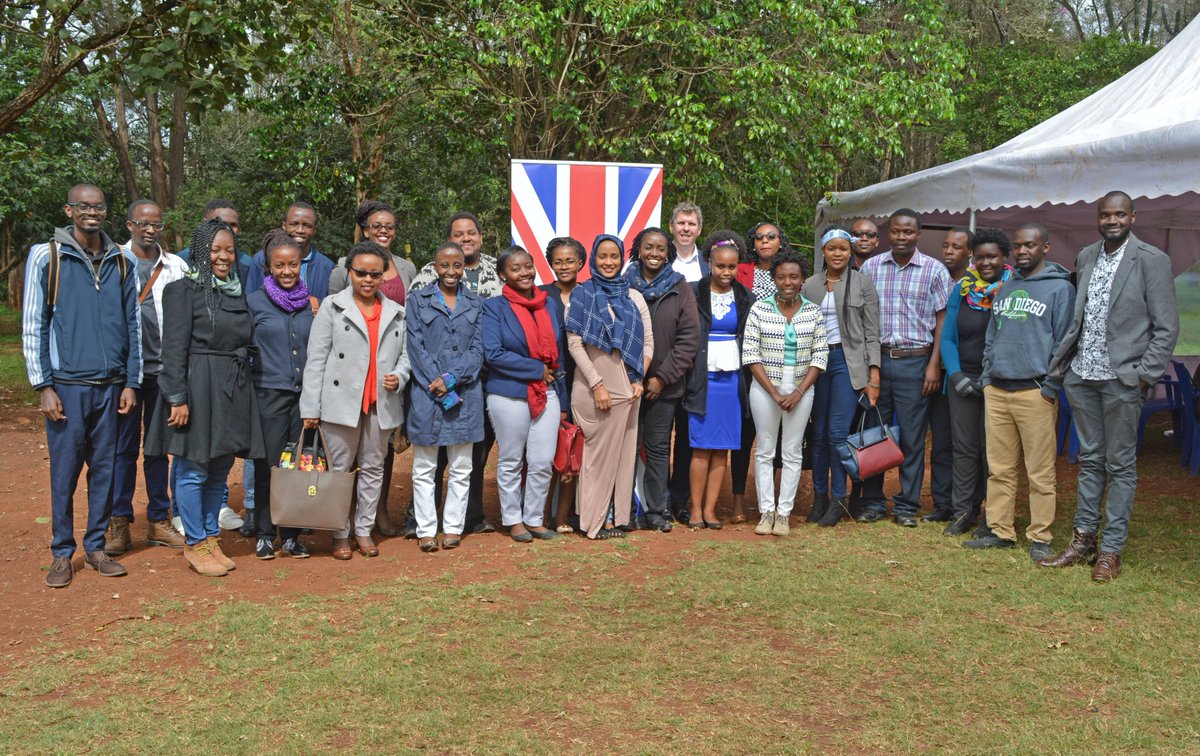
[1174,279,1200,356]
[2,451,1198,753]
[0,306,29,397]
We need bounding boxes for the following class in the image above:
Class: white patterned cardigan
[742,298,829,388]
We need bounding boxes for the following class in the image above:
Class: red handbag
[837,405,904,481]
[554,419,584,476]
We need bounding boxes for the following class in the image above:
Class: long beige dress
[569,291,654,539]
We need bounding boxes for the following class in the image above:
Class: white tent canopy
[816,15,1200,276]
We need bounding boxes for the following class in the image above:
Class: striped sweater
[742,297,828,387]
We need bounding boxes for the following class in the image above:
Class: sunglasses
[350,268,384,280]
[854,230,879,239]
[754,232,779,242]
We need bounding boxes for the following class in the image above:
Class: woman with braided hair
[147,217,264,577]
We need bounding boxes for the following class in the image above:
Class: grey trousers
[487,391,559,527]
[1064,370,1144,554]
[322,407,391,539]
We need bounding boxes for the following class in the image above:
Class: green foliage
[937,35,1156,163]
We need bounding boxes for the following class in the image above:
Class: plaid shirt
[860,250,952,349]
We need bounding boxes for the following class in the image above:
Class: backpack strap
[46,240,60,309]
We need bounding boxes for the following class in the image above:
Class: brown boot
[1091,552,1122,582]
[104,516,132,556]
[206,537,237,571]
[147,519,185,549]
[184,542,227,577]
[1036,529,1097,568]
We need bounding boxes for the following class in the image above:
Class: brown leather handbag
[270,427,356,530]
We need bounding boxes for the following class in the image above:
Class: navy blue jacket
[22,227,141,390]
[245,248,335,299]
[247,290,315,393]
[406,285,486,446]
[482,296,567,402]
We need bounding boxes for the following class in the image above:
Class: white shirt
[672,247,703,282]
[821,290,842,345]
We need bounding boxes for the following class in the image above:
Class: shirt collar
[883,249,925,267]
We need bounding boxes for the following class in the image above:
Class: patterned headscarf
[565,234,645,379]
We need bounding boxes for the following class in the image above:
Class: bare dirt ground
[0,399,1169,654]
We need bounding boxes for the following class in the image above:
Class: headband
[821,229,854,247]
[711,239,739,250]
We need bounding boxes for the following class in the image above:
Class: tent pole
[968,208,976,232]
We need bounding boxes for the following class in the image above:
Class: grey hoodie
[981,262,1076,399]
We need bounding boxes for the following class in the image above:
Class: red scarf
[502,284,559,418]
[359,298,382,414]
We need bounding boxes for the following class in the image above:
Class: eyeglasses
[853,230,879,239]
[365,223,396,232]
[754,232,778,242]
[350,268,384,280]
[67,202,107,213]
[130,220,165,231]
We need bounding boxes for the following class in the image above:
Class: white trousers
[487,391,560,527]
[748,367,815,516]
[411,442,473,538]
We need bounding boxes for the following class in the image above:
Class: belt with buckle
[883,345,932,359]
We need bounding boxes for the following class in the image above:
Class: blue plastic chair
[1057,388,1079,464]
[1136,371,1184,452]
[1171,362,1199,475]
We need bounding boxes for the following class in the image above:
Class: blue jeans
[111,373,171,522]
[811,348,859,499]
[861,354,931,517]
[175,455,236,546]
[47,383,122,558]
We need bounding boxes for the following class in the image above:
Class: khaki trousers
[983,386,1057,543]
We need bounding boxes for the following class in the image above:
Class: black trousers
[640,398,677,518]
[928,388,954,513]
[947,386,987,521]
[667,401,692,511]
[253,387,302,540]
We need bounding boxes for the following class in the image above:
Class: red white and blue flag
[511,159,663,283]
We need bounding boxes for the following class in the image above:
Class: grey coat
[801,267,881,390]
[1049,232,1179,387]
[300,287,411,429]
[327,253,417,297]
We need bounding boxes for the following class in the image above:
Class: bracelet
[867,382,880,388]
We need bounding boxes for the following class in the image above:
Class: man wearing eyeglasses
[245,202,336,299]
[99,200,192,556]
[850,218,880,270]
[23,184,143,587]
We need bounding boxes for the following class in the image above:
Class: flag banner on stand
[511,159,663,283]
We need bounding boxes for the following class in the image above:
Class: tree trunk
[167,84,187,210]
[145,91,169,207]
[92,84,141,201]
[8,264,25,310]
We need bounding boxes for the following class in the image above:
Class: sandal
[556,524,574,534]
[441,534,461,550]
[730,514,748,524]
[419,537,439,553]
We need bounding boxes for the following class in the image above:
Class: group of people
[24,185,1179,587]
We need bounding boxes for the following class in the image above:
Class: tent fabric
[816,15,1200,276]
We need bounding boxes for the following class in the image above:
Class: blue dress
[689,293,741,449]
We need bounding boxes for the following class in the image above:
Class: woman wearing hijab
[625,227,699,531]
[484,245,567,543]
[567,235,654,540]
[147,217,264,576]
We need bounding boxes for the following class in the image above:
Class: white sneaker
[218,506,244,530]
[172,515,185,535]
[772,514,791,536]
[754,512,775,536]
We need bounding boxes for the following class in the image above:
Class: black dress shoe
[672,509,691,525]
[808,493,830,524]
[893,514,918,528]
[963,532,1017,549]
[855,510,887,523]
[472,521,497,534]
[921,509,953,523]
[943,517,977,536]
[645,514,673,532]
[971,522,992,539]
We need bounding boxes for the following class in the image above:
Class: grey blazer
[300,287,411,429]
[802,268,881,390]
[1049,232,1179,387]
[327,253,417,297]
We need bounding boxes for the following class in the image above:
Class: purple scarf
[263,274,311,313]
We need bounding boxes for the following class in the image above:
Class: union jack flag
[510,159,663,283]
